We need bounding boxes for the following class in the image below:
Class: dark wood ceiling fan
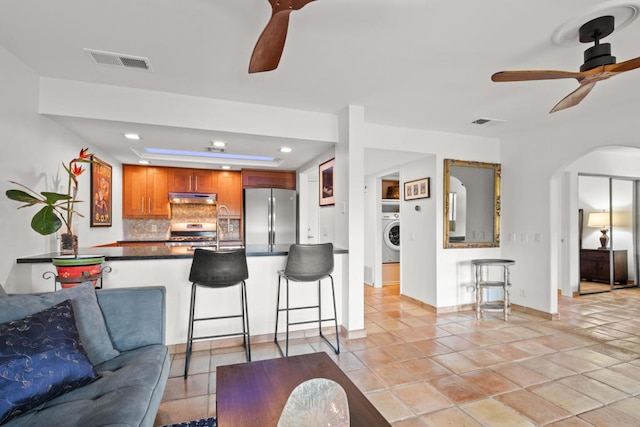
[492,16,640,113]
[249,0,316,73]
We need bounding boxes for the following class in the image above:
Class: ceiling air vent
[471,117,506,126]
[84,49,153,71]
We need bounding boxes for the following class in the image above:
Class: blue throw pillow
[0,299,99,424]
[0,282,120,365]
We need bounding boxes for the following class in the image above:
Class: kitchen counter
[9,244,348,346]
[16,244,348,264]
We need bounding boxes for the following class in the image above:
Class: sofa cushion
[0,300,99,425]
[0,282,119,365]
[2,345,170,427]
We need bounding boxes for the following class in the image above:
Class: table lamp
[587,211,611,249]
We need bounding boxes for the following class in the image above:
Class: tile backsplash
[123,204,241,241]
[171,204,216,223]
[123,219,171,240]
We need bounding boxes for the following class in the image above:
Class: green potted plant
[6,148,105,286]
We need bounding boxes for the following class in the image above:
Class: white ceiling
[2,0,640,171]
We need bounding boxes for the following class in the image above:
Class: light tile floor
[154,285,640,426]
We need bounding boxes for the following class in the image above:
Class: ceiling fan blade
[492,70,584,82]
[606,55,640,74]
[248,0,316,74]
[549,81,597,113]
[249,12,291,73]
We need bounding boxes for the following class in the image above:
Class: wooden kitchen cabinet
[169,168,218,193]
[580,249,628,284]
[242,169,296,190]
[122,165,170,218]
[217,171,242,217]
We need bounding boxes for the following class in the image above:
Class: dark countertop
[16,244,348,264]
[116,239,244,244]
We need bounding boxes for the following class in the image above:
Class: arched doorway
[554,146,640,298]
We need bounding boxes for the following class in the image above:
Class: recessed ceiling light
[279,147,292,153]
[212,140,226,148]
[138,160,150,165]
[221,165,231,170]
[124,133,141,140]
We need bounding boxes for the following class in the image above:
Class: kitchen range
[166,222,217,248]
[166,191,219,249]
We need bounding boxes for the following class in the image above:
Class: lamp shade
[587,212,610,228]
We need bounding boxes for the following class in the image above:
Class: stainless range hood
[168,192,217,204]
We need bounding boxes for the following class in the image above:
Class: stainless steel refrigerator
[243,188,297,249]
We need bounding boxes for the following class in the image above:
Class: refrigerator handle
[268,195,274,247]
[272,195,277,246]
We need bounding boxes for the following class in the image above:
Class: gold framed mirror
[444,159,501,248]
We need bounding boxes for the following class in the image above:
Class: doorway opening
[381,174,400,287]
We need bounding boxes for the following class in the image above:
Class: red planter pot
[53,255,105,288]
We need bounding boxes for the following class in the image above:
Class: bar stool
[184,248,250,378]
[471,259,515,321]
[275,243,340,357]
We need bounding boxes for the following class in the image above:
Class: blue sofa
[0,283,170,427]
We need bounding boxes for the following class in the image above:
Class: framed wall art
[404,177,430,201]
[90,156,112,227]
[319,158,335,206]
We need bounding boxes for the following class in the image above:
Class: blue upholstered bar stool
[184,248,250,378]
[274,243,340,357]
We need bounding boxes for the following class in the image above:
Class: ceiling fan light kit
[491,14,640,113]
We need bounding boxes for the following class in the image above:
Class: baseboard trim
[400,294,555,319]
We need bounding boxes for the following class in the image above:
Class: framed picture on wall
[90,156,112,227]
[404,177,430,201]
[319,158,335,206]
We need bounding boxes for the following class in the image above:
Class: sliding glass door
[578,175,637,294]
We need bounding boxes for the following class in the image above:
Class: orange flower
[71,163,85,177]
[78,147,92,160]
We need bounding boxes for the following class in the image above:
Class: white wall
[0,45,123,286]
[398,156,437,305]
[10,40,619,323]
[505,109,640,315]
[361,122,501,310]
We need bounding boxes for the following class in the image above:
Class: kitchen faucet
[216,205,231,251]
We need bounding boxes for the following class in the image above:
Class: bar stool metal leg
[184,282,197,379]
[274,275,283,354]
[318,276,340,354]
[240,281,251,361]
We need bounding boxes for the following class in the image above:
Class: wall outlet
[229,224,233,232]
[151,224,158,232]
[520,289,526,297]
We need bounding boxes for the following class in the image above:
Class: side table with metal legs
[472,259,515,321]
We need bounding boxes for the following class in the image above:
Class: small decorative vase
[53,255,105,288]
[60,233,78,256]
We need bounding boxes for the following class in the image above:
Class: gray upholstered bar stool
[275,243,340,357]
[184,248,250,378]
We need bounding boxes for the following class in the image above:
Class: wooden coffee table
[216,352,391,426]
